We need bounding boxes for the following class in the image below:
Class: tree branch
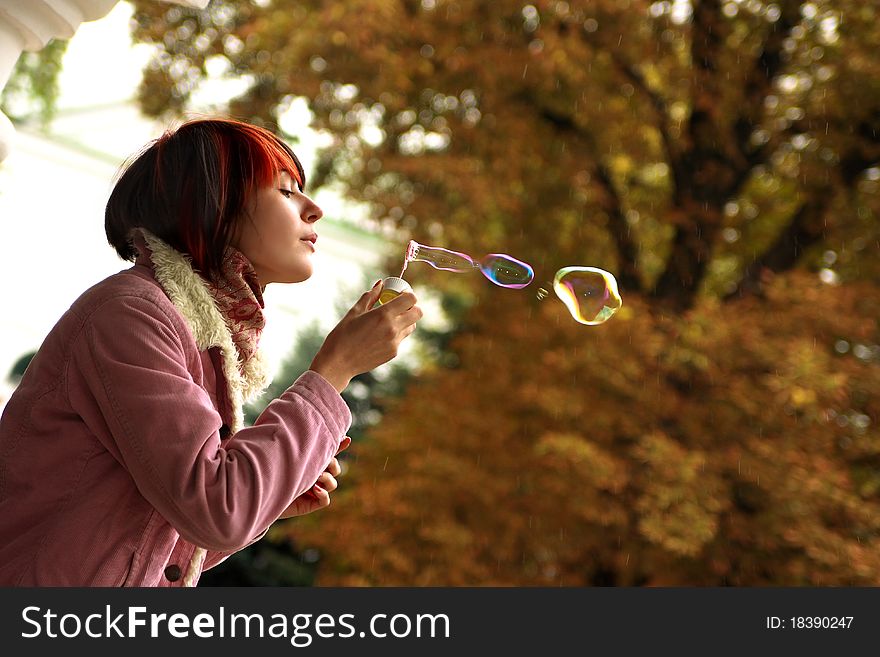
[608,52,684,195]
[651,0,729,311]
[724,193,831,300]
[650,0,806,311]
[650,200,724,312]
[592,159,644,293]
[727,125,880,300]
[728,0,804,195]
[535,104,642,292]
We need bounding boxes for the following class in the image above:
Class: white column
[0,0,208,163]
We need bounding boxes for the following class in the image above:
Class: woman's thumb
[347,280,383,316]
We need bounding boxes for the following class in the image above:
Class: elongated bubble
[405,240,477,273]
[553,267,622,325]
[401,240,535,289]
[478,254,534,289]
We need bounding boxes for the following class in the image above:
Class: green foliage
[198,537,317,586]
[8,351,36,383]
[244,321,326,426]
[0,39,68,126]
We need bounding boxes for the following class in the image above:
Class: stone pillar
[0,0,208,162]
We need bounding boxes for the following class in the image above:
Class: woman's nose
[305,200,323,223]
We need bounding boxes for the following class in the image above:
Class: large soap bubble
[552,267,622,325]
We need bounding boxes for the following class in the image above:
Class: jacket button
[164,565,182,582]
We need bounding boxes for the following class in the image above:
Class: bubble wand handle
[400,240,419,278]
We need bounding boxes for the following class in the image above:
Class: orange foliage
[129,0,880,585]
[289,273,880,585]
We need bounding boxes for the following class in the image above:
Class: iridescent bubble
[478,253,534,289]
[401,240,476,277]
[553,267,622,325]
[401,240,535,289]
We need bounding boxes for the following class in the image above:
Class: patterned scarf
[202,248,266,373]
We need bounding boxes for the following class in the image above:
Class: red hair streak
[106,117,306,279]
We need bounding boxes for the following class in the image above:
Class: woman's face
[233,171,323,286]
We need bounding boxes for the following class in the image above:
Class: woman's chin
[258,262,313,286]
[281,268,313,284]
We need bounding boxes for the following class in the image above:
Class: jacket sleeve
[68,292,351,552]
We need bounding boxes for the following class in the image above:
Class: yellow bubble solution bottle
[377,276,413,305]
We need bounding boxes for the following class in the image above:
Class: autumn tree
[131,0,880,584]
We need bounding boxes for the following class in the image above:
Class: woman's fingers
[380,290,418,312]
[316,471,338,492]
[326,456,341,477]
[310,484,331,508]
[397,305,423,328]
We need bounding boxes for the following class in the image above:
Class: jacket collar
[134,229,269,433]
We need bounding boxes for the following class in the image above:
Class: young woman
[0,118,422,586]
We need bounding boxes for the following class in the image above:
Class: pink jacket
[0,237,350,586]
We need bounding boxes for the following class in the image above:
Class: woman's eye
[280,189,294,198]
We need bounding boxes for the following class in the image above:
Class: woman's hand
[279,436,352,519]
[309,280,423,393]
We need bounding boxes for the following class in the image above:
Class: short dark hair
[105,117,306,280]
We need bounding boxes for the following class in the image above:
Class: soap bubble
[403,241,476,274]
[478,254,534,289]
[402,241,534,288]
[399,241,622,326]
[553,267,622,325]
